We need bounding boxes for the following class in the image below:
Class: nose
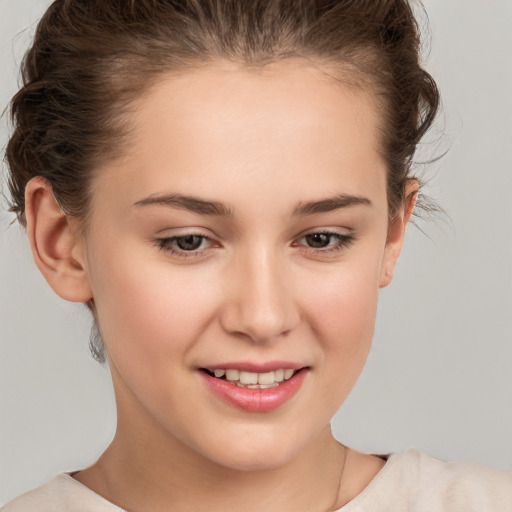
[219,246,300,344]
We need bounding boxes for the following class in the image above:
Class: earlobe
[25,177,92,302]
[379,181,419,288]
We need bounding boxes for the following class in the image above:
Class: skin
[25,59,417,511]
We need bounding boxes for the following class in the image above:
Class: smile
[202,368,297,388]
[199,364,308,412]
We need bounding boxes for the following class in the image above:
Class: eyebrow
[133,192,371,217]
[133,193,234,217]
[293,194,372,216]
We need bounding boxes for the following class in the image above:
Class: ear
[379,180,419,288]
[25,176,93,302]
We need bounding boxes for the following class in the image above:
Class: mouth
[200,367,301,389]
[199,364,309,412]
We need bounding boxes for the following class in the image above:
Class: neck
[77,415,346,512]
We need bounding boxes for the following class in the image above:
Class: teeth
[240,371,258,385]
[225,369,240,381]
[236,383,279,389]
[257,371,275,385]
[284,369,294,380]
[210,368,298,386]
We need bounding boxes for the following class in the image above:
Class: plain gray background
[1,0,511,505]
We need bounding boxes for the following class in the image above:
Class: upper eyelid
[156,225,213,236]
[155,225,353,241]
[155,227,351,241]
[299,231,351,239]
[294,227,352,239]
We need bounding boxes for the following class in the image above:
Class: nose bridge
[220,242,299,343]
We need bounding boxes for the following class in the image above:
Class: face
[80,60,401,470]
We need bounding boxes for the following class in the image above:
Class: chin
[192,424,315,472]
[211,448,297,472]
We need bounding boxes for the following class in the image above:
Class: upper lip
[200,361,307,373]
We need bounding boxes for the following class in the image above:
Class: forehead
[92,59,387,218]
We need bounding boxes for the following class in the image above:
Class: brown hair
[5,0,439,360]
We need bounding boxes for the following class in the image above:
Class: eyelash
[155,230,355,259]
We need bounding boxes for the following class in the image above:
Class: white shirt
[2,449,511,511]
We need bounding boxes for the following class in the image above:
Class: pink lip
[199,367,308,413]
[203,361,305,372]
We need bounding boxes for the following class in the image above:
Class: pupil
[177,235,202,251]
[306,233,330,248]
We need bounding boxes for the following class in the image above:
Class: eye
[303,233,337,248]
[173,235,207,251]
[156,234,214,257]
[295,230,355,255]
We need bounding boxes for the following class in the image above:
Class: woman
[1,1,511,510]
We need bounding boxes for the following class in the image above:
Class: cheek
[297,258,381,399]
[88,245,219,365]
[318,279,377,374]
[302,258,380,345]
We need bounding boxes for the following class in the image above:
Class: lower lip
[200,369,307,413]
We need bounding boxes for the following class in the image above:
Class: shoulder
[1,474,125,512]
[340,448,512,512]
[398,449,512,509]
